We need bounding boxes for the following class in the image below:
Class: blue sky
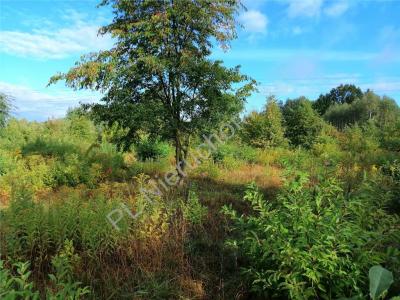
[0,0,399,121]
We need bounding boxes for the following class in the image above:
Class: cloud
[324,1,349,17]
[373,26,400,64]
[287,0,324,18]
[286,0,350,18]
[259,75,400,100]
[212,47,389,63]
[239,10,268,34]
[0,11,112,59]
[0,81,101,120]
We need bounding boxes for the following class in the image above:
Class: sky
[0,0,399,121]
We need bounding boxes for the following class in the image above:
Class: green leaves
[224,173,398,299]
[282,97,324,148]
[369,266,394,300]
[49,0,255,167]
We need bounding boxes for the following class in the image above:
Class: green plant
[134,136,171,161]
[369,266,394,300]
[46,240,90,299]
[283,97,324,148]
[241,96,287,148]
[0,260,40,299]
[181,188,208,225]
[222,174,398,299]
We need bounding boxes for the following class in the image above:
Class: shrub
[128,157,170,177]
[222,174,399,299]
[0,260,40,299]
[241,96,287,148]
[46,240,91,299]
[212,143,257,164]
[381,160,400,213]
[0,246,90,300]
[283,97,324,148]
[181,188,208,225]
[135,136,171,161]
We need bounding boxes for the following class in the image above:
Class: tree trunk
[175,131,190,184]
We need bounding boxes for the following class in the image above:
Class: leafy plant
[46,240,90,299]
[181,187,208,225]
[223,175,397,299]
[369,266,394,300]
[0,260,40,299]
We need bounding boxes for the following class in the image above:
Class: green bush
[212,143,257,164]
[0,260,40,299]
[223,174,399,299]
[0,244,90,300]
[382,160,400,213]
[134,136,171,161]
[181,188,208,225]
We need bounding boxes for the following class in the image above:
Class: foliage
[223,175,399,299]
[0,93,11,128]
[369,265,394,300]
[134,134,172,161]
[241,96,287,148]
[1,81,400,299]
[49,0,256,176]
[282,97,324,148]
[0,248,90,300]
[181,187,208,225]
[0,260,40,299]
[324,91,400,131]
[313,84,363,115]
[382,160,400,213]
[212,142,258,164]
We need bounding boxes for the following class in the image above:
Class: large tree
[313,84,363,115]
[323,91,400,131]
[49,0,255,177]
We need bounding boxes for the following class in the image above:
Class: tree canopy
[0,93,11,128]
[324,90,399,131]
[313,84,363,115]
[49,0,255,176]
[241,96,286,148]
[283,97,323,148]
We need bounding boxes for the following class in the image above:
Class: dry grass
[218,164,281,189]
[1,159,282,299]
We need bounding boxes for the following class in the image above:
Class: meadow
[1,0,400,299]
[0,89,399,299]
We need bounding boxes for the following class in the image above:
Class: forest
[0,0,399,299]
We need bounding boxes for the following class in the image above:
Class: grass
[2,118,398,299]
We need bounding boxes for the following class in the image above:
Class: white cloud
[239,10,268,33]
[260,75,400,100]
[212,47,389,63]
[0,12,112,59]
[0,82,101,120]
[324,1,349,17]
[287,0,324,18]
[286,0,350,18]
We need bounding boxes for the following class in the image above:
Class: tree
[49,0,255,178]
[241,96,286,148]
[0,93,11,128]
[323,91,400,131]
[313,84,363,115]
[283,97,323,148]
